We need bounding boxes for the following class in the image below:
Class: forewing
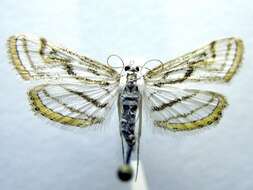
[144,37,243,86]
[7,34,120,84]
[29,83,119,127]
[143,85,227,131]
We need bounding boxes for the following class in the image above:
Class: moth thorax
[126,73,137,82]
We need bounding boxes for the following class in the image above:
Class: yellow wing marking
[7,35,120,82]
[8,35,31,80]
[144,37,244,84]
[29,85,103,127]
[155,92,228,131]
[224,38,243,81]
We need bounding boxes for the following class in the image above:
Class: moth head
[125,65,140,82]
[124,65,140,73]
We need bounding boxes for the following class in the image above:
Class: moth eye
[125,66,130,71]
[135,66,139,71]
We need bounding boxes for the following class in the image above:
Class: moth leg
[135,93,142,181]
[117,91,125,162]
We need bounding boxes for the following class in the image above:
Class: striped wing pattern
[143,37,243,131]
[7,35,120,85]
[143,86,227,131]
[8,34,120,127]
[8,35,243,131]
[29,83,119,127]
[144,37,243,87]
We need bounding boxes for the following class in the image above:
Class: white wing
[142,37,243,131]
[7,34,120,85]
[8,34,121,127]
[143,85,227,131]
[144,37,244,87]
[29,83,119,127]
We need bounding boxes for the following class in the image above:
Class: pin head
[117,164,133,182]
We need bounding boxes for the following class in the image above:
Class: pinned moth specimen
[7,35,243,181]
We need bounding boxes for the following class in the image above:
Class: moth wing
[144,37,243,86]
[29,83,119,127]
[8,34,120,85]
[143,85,227,131]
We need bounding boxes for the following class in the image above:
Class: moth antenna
[107,54,125,74]
[136,59,164,80]
[140,58,164,73]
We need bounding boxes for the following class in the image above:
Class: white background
[0,0,253,190]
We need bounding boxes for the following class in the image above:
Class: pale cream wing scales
[143,86,228,131]
[7,35,119,84]
[29,83,119,127]
[144,37,243,86]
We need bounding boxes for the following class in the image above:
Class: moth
[7,35,244,181]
